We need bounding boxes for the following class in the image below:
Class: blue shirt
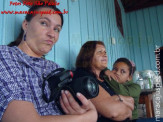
[0,46,62,120]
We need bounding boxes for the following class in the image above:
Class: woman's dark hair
[113,58,136,76]
[76,41,105,72]
[8,1,64,47]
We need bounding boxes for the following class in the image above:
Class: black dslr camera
[42,68,99,112]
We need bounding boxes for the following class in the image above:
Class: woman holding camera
[0,3,97,122]
[75,41,134,121]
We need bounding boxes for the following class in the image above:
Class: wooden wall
[1,0,162,71]
[53,0,130,69]
[126,4,163,71]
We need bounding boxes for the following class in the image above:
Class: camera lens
[68,75,99,100]
[87,79,97,95]
[84,77,99,98]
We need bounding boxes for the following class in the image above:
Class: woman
[0,2,97,122]
[75,41,134,121]
[101,58,141,120]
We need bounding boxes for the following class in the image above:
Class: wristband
[117,95,123,102]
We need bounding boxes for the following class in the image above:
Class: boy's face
[112,62,132,83]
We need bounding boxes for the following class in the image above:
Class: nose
[101,51,106,56]
[115,70,120,76]
[47,27,55,39]
[103,52,107,57]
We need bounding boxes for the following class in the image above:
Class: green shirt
[103,75,141,120]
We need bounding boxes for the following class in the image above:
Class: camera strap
[42,75,53,103]
[42,68,65,103]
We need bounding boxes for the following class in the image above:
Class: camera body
[42,68,99,112]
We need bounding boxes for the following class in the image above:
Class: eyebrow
[39,17,62,28]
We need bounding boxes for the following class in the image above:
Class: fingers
[105,70,119,81]
[112,73,119,81]
[112,75,118,81]
[61,90,79,113]
[114,74,120,82]
[60,90,75,114]
[108,76,112,81]
[60,90,97,121]
[60,96,69,114]
[76,93,96,116]
[110,74,119,81]
[76,93,89,110]
[60,90,86,114]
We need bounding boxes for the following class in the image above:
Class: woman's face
[21,7,62,57]
[112,62,131,83]
[92,44,108,71]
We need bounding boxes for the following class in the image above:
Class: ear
[128,75,132,81]
[22,20,28,32]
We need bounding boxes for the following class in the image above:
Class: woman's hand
[60,90,97,121]
[2,94,97,122]
[119,95,134,111]
[104,70,119,81]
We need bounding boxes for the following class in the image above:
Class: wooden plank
[78,0,88,45]
[106,0,113,69]
[109,0,117,67]
[117,0,125,58]
[105,0,112,65]
[143,8,156,70]
[119,0,130,58]
[149,7,162,47]
[129,12,143,71]
[114,0,121,59]
[92,0,99,40]
[53,0,70,69]
[101,0,108,49]
[86,0,94,40]
[2,0,16,45]
[112,0,119,63]
[96,0,103,41]
[126,14,133,61]
[14,1,28,46]
[0,0,4,44]
[136,10,151,70]
[68,0,81,69]
[156,5,163,45]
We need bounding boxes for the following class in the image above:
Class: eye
[98,50,106,55]
[99,51,102,53]
[97,50,103,54]
[54,27,61,33]
[40,21,48,27]
[113,67,117,71]
[121,70,126,74]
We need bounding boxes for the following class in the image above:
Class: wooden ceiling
[121,0,163,12]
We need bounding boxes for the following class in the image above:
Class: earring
[23,33,26,41]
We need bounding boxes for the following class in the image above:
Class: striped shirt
[0,46,62,120]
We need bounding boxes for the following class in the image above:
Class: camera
[42,68,99,112]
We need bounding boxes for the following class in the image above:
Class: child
[100,58,141,120]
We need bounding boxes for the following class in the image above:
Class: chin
[41,49,51,55]
[120,81,126,84]
[102,62,107,65]
[102,64,107,68]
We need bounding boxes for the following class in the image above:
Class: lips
[46,40,53,45]
[101,58,108,62]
